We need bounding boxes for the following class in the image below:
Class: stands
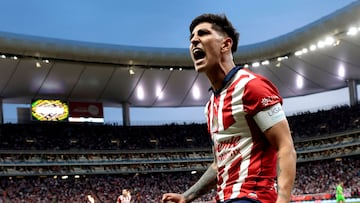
[0,104,359,202]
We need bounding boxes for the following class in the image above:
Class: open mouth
[193,48,206,61]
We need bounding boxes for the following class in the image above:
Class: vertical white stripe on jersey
[216,91,226,136]
[207,96,215,137]
[215,91,227,201]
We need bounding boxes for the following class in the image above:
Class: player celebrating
[162,13,296,203]
[117,189,131,203]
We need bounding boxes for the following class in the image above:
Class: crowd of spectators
[0,171,215,203]
[0,104,359,202]
[0,123,211,151]
[0,104,359,151]
[293,156,360,197]
[287,104,360,141]
[0,156,358,202]
[295,133,359,151]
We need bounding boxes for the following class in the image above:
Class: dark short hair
[189,13,240,53]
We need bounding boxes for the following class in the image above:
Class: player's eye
[197,29,210,36]
[190,29,210,41]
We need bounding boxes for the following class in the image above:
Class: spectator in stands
[162,13,296,203]
[87,194,96,203]
[117,189,131,203]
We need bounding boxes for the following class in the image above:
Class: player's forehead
[190,22,220,40]
[192,22,213,33]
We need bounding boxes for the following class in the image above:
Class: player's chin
[194,62,208,72]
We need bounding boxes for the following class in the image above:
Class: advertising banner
[69,102,103,118]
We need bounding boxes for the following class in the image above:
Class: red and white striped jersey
[117,195,131,203]
[205,67,282,203]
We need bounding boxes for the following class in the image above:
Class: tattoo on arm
[276,156,282,182]
[183,164,217,202]
[276,156,291,201]
[277,191,289,201]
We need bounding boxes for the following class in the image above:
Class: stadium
[0,1,359,203]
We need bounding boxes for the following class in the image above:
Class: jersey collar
[210,66,242,96]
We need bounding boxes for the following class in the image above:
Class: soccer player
[336,182,346,203]
[117,189,131,203]
[162,13,297,203]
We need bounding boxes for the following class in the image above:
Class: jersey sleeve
[243,75,283,116]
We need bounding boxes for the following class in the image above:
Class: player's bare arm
[182,161,217,202]
[264,119,297,203]
[162,161,217,203]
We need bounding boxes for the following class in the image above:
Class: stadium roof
[0,1,360,107]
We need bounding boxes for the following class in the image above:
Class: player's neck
[206,61,236,91]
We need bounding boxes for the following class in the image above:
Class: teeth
[193,48,202,54]
[193,48,205,60]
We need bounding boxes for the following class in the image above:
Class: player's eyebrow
[189,28,210,41]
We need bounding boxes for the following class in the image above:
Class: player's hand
[162,193,186,203]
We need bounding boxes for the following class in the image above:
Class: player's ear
[221,37,233,53]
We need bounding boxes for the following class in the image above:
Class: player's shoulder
[235,68,273,89]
